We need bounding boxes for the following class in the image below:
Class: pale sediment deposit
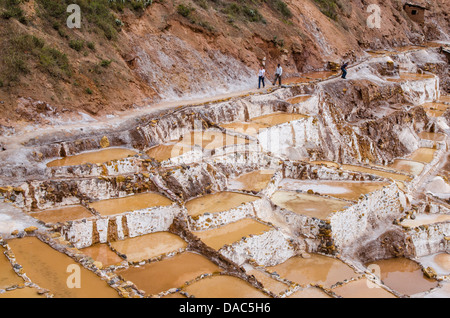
[0,45,449,299]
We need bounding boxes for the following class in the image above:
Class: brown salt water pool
[47,148,138,167]
[408,147,437,163]
[193,218,272,250]
[185,191,259,216]
[267,254,359,288]
[146,143,192,162]
[79,243,124,267]
[250,112,308,127]
[28,205,93,224]
[365,257,438,296]
[6,236,119,298]
[388,159,425,176]
[109,231,187,263]
[228,169,276,192]
[331,278,397,298]
[418,132,446,142]
[220,122,270,136]
[277,179,389,201]
[116,251,221,296]
[88,192,173,216]
[270,191,349,219]
[182,274,270,298]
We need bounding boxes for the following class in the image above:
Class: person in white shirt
[273,64,282,86]
[258,65,266,89]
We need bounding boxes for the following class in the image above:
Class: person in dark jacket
[341,62,348,79]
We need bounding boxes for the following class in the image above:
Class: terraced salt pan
[109,231,187,263]
[386,72,436,82]
[418,132,446,142]
[182,275,269,298]
[185,192,259,217]
[220,122,270,136]
[417,252,450,277]
[365,257,438,296]
[146,143,192,162]
[331,278,396,298]
[178,130,250,150]
[408,147,438,163]
[421,102,449,117]
[46,148,138,167]
[287,287,332,298]
[7,236,119,298]
[388,159,425,176]
[116,251,221,296]
[286,95,313,104]
[270,191,349,219]
[284,71,338,84]
[0,246,23,289]
[28,205,93,224]
[277,179,390,201]
[227,170,276,192]
[193,218,272,250]
[401,213,450,228]
[245,268,289,295]
[267,254,359,288]
[250,112,308,126]
[88,192,174,216]
[79,243,124,267]
[340,164,411,182]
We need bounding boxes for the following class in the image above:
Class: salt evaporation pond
[47,148,138,167]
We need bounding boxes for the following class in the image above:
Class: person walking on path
[341,62,348,79]
[273,64,283,86]
[258,65,266,89]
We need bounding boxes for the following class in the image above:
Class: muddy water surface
[183,275,269,298]
[194,218,272,250]
[278,179,389,201]
[341,164,411,182]
[185,192,259,216]
[331,278,396,298]
[251,112,307,127]
[47,148,138,167]
[386,72,435,82]
[28,205,93,224]
[418,132,446,142]
[271,191,349,219]
[220,122,270,136]
[408,147,437,163]
[422,102,449,117]
[146,143,192,161]
[400,213,450,228]
[388,159,424,175]
[286,95,312,104]
[89,192,173,216]
[79,243,124,267]
[366,258,438,296]
[0,246,23,288]
[110,232,187,262]
[116,252,221,296]
[267,254,359,288]
[7,236,119,298]
[228,170,275,192]
[288,287,332,298]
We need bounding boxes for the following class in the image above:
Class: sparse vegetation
[312,0,341,21]
[69,39,84,52]
[177,3,195,18]
[0,0,27,24]
[0,34,71,85]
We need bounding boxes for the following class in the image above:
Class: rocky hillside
[0,0,448,131]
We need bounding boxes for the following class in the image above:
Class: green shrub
[87,41,96,50]
[177,4,195,18]
[85,87,93,94]
[69,39,84,51]
[100,59,112,67]
[312,0,340,21]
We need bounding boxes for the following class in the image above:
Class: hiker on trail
[341,62,348,79]
[273,64,283,86]
[258,65,266,89]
